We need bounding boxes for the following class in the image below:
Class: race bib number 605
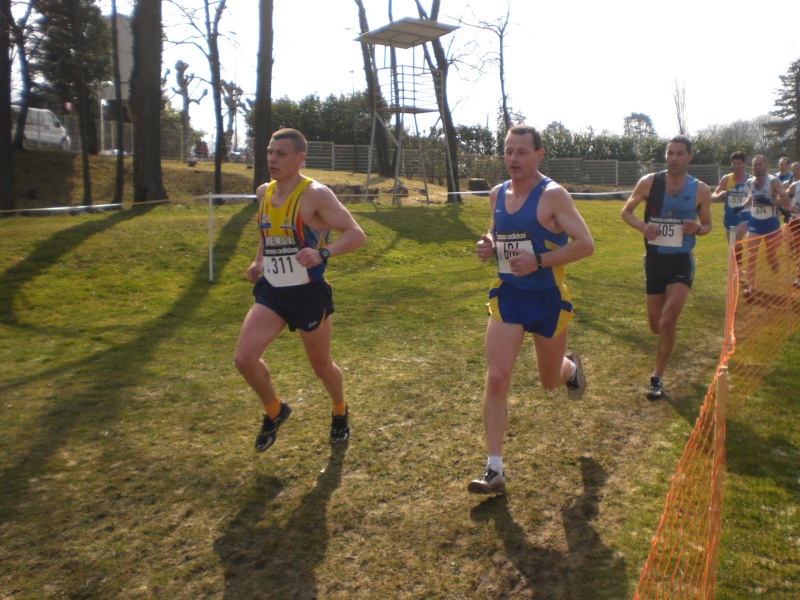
[649,217,683,248]
[495,231,534,273]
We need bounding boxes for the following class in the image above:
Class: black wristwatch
[319,248,331,261]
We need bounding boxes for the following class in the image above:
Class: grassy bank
[1,188,797,598]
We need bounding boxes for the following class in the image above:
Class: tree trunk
[130,0,167,202]
[353,0,392,177]
[7,1,33,151]
[68,0,92,206]
[110,1,124,204]
[0,0,15,212]
[204,0,227,195]
[415,0,461,201]
[252,0,273,192]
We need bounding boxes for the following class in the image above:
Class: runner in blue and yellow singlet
[468,124,595,495]
[712,151,750,275]
[621,135,713,401]
[235,128,365,453]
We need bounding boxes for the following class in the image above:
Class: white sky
[91,0,800,143]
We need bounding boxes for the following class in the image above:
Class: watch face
[320,248,330,260]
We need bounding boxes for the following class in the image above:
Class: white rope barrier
[0,198,170,216]
[446,190,633,199]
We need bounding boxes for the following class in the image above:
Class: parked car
[10,105,71,150]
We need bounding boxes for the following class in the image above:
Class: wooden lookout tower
[355,17,457,203]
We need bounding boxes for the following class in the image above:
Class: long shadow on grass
[471,457,628,599]
[213,443,347,599]
[0,204,256,521]
[357,203,481,247]
[0,205,157,325]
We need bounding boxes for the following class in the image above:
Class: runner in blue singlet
[468,124,595,495]
[621,135,713,401]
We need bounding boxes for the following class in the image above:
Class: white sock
[568,358,578,381]
[487,456,503,474]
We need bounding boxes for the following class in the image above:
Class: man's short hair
[730,151,746,163]
[271,128,307,153]
[668,134,693,154]
[752,154,767,166]
[507,124,543,151]
[779,156,790,166]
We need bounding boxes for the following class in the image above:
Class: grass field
[1,159,798,598]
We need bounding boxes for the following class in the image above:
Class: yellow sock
[332,402,347,417]
[265,399,281,419]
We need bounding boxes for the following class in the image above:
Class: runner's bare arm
[296,184,365,267]
[539,186,594,267]
[246,184,268,283]
[688,183,713,235]
[621,174,657,240]
[772,179,791,207]
[712,175,729,201]
[476,185,501,263]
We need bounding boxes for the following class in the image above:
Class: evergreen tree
[770,57,800,159]
[31,0,111,155]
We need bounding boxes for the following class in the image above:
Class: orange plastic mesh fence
[633,222,800,599]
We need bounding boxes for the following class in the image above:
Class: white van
[10,105,71,150]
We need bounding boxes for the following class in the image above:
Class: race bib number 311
[495,231,534,273]
[262,243,309,287]
[649,217,683,247]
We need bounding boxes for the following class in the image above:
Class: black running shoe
[467,468,506,494]
[646,376,664,401]
[330,405,350,443]
[255,402,291,452]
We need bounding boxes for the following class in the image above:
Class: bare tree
[464,3,512,131]
[172,59,207,160]
[169,0,228,194]
[0,0,15,212]
[251,0,272,191]
[414,0,461,202]
[352,0,393,177]
[673,78,687,135]
[220,78,243,151]
[130,0,167,201]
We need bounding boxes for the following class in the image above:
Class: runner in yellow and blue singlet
[257,175,329,287]
[488,177,574,338]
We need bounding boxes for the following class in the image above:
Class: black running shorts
[253,277,334,332]
[644,252,694,295]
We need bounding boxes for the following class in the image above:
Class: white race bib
[649,217,684,247]
[262,243,309,287]
[495,231,534,273]
[750,203,774,221]
[727,191,747,208]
